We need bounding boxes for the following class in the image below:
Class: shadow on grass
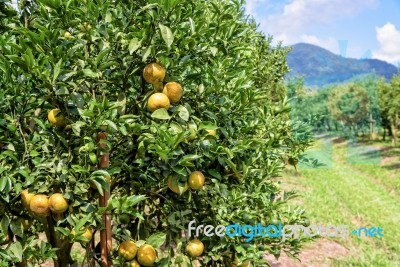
[382,163,400,171]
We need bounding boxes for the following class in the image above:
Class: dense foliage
[378,74,400,145]
[0,0,313,266]
[288,76,382,136]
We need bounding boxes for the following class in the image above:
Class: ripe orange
[127,259,141,267]
[64,31,72,38]
[137,244,156,266]
[186,239,204,258]
[143,63,166,84]
[48,193,69,214]
[21,189,35,209]
[29,194,50,217]
[162,82,183,103]
[167,176,189,194]
[205,129,217,137]
[188,171,205,190]
[147,93,170,112]
[118,240,138,261]
[48,109,66,127]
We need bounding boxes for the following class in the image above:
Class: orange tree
[0,0,313,266]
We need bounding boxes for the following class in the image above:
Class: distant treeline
[288,73,400,145]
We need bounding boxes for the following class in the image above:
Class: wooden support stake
[97,131,112,267]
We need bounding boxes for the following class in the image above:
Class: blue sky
[245,0,400,66]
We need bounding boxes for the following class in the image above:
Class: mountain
[286,43,398,87]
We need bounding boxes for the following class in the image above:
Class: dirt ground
[265,239,348,267]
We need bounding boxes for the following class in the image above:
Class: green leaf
[91,170,110,178]
[104,120,118,131]
[142,46,152,62]
[159,24,174,48]
[151,109,170,120]
[53,58,62,83]
[10,221,23,238]
[199,122,218,131]
[0,176,8,191]
[129,38,141,55]
[105,12,112,23]
[0,215,10,233]
[146,232,166,249]
[136,3,158,15]
[55,87,69,96]
[89,153,97,164]
[55,227,71,237]
[172,165,187,176]
[210,46,218,56]
[82,69,98,78]
[99,61,118,70]
[189,18,195,34]
[75,214,92,231]
[95,48,111,67]
[178,106,189,121]
[36,0,59,9]
[208,169,221,179]
[8,242,23,262]
[178,154,200,167]
[125,195,147,207]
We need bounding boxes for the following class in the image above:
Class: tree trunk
[390,117,398,146]
[383,127,386,141]
[326,118,332,131]
[42,217,74,266]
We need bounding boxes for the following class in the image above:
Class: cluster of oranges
[21,190,69,217]
[20,189,93,241]
[143,63,183,112]
[142,63,211,263]
[118,240,156,267]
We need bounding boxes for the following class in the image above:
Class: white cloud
[372,23,400,65]
[245,0,260,16]
[246,0,378,54]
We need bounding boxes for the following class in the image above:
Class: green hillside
[287,43,398,87]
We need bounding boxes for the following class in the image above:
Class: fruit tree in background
[0,0,313,266]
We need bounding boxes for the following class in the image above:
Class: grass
[282,135,400,267]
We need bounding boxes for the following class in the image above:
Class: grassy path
[282,137,400,266]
